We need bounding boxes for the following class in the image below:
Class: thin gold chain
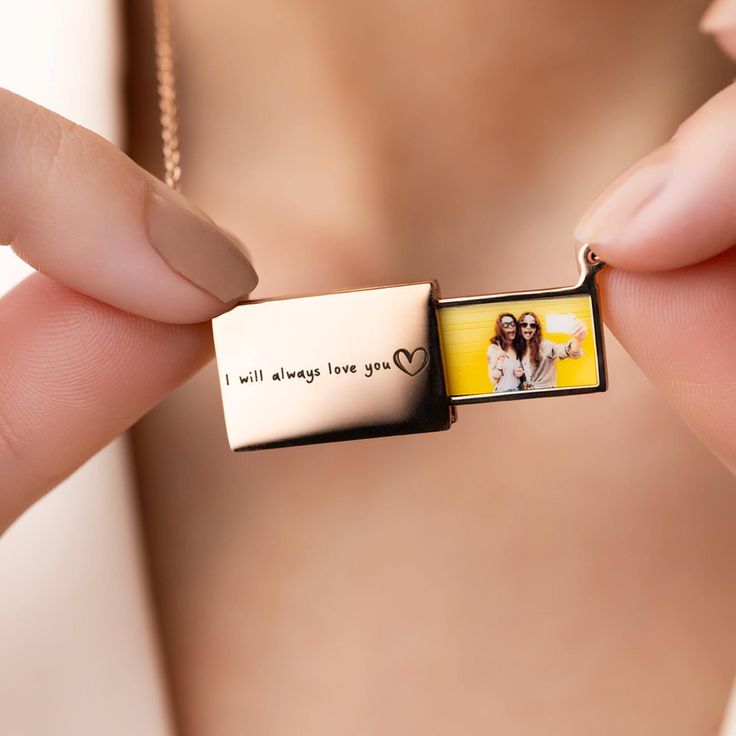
[152,0,181,191]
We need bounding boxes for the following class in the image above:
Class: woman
[487,312,524,392]
[517,311,586,390]
[3,1,736,734]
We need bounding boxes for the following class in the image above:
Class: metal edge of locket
[437,245,608,407]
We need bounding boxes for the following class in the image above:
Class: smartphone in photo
[546,313,577,334]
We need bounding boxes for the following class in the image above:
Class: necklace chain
[153,0,181,192]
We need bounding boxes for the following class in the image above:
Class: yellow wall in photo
[438,295,598,396]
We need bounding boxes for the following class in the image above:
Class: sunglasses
[519,321,537,329]
[500,321,515,328]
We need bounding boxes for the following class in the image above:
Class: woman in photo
[487,312,525,393]
[517,311,586,390]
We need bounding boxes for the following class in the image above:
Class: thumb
[575,83,736,271]
[598,252,736,475]
[574,84,736,473]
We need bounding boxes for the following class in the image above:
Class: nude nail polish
[146,183,258,303]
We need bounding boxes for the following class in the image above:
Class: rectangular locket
[212,246,607,451]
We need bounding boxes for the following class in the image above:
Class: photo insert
[438,295,600,398]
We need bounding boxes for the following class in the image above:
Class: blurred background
[2,1,736,734]
[0,2,175,734]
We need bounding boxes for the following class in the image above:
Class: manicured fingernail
[574,144,672,248]
[146,182,258,303]
[700,0,736,31]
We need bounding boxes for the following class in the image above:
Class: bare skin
[123,1,736,734]
[0,0,734,733]
[500,320,516,343]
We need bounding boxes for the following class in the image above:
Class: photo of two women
[487,311,587,392]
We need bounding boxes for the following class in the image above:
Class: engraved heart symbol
[393,347,429,377]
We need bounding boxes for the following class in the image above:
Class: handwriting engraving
[392,347,429,377]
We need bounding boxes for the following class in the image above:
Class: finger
[575,82,736,271]
[701,0,736,60]
[0,89,257,324]
[0,273,213,532]
[600,247,736,475]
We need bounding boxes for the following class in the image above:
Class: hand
[571,320,587,343]
[514,366,525,378]
[495,354,508,369]
[575,1,736,475]
[0,90,258,532]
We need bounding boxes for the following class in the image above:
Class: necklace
[153,0,181,192]
[150,0,608,452]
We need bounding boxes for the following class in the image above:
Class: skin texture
[0,91,256,325]
[0,90,258,531]
[123,0,736,734]
[0,273,214,530]
[1,0,735,732]
[576,83,736,474]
